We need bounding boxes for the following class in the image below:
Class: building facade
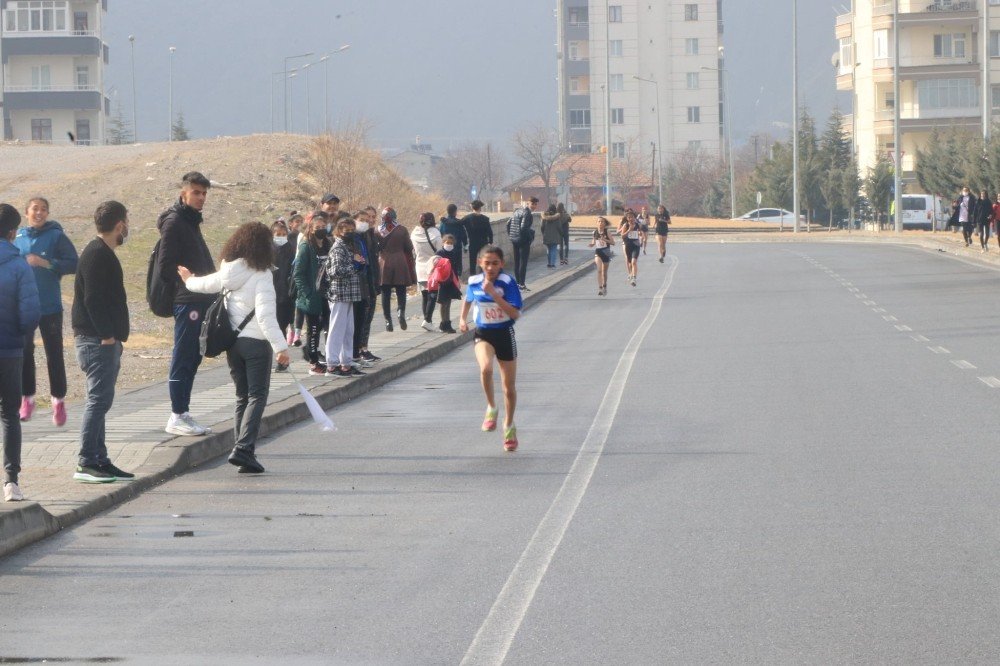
[557,0,724,169]
[837,0,999,188]
[1,0,109,144]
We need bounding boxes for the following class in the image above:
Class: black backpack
[199,290,255,358]
[146,239,176,318]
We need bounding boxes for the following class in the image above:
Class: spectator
[973,189,992,252]
[325,219,366,378]
[434,233,464,333]
[462,200,493,275]
[0,204,40,501]
[156,171,216,437]
[557,202,572,266]
[354,207,381,363]
[541,204,562,269]
[71,201,133,484]
[286,213,306,347]
[294,211,329,375]
[271,220,295,363]
[438,203,468,276]
[507,197,538,291]
[14,196,78,426]
[412,212,442,331]
[179,223,290,475]
[376,207,417,331]
[950,187,976,246]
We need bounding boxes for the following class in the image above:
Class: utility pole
[792,0,800,233]
[984,0,991,144]
[893,0,902,233]
[604,0,612,217]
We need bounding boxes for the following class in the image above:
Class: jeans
[422,288,437,322]
[545,243,559,267]
[353,299,373,356]
[326,301,355,367]
[169,303,206,415]
[76,337,122,467]
[302,311,324,365]
[381,285,407,322]
[23,311,67,399]
[559,231,570,262]
[226,337,272,454]
[512,241,531,285]
[0,357,23,483]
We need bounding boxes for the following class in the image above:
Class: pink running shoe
[19,397,34,422]
[481,407,498,432]
[286,329,295,346]
[503,426,518,452]
[52,399,67,427]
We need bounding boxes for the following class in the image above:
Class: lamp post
[301,62,312,135]
[128,35,137,142]
[320,45,350,134]
[270,70,296,133]
[284,52,314,133]
[604,0,612,216]
[633,75,663,206]
[702,61,736,219]
[792,0,800,233]
[168,46,176,142]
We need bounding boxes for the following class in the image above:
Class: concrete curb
[0,258,594,558]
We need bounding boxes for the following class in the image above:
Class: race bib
[627,230,639,240]
[479,302,510,324]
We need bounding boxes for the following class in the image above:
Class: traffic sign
[470,185,478,200]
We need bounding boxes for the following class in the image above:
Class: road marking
[883,315,897,322]
[460,257,679,666]
[952,360,977,370]
[864,300,876,306]
[895,325,912,331]
[928,346,951,355]
[979,376,1000,388]
[873,307,886,313]
[911,334,930,342]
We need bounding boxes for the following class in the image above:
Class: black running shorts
[624,240,641,260]
[474,326,517,362]
[595,248,611,264]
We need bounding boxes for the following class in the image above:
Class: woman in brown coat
[376,207,417,331]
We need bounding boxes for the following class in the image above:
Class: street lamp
[633,75,664,206]
[301,62,312,135]
[270,70,296,133]
[128,35,136,142]
[702,61,736,219]
[284,52,313,132]
[320,44,350,134]
[168,46,176,142]
[792,0,800,233]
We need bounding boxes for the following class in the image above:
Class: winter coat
[293,238,324,316]
[0,240,40,358]
[156,198,217,304]
[411,225,442,283]
[433,247,463,301]
[351,231,376,302]
[972,197,992,227]
[272,239,296,306]
[185,258,288,353]
[326,237,363,303]
[377,224,417,287]
[560,213,572,238]
[438,216,467,276]
[13,220,78,316]
[950,194,977,226]
[541,211,563,246]
[507,207,535,245]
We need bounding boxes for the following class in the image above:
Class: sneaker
[165,413,207,436]
[361,350,381,362]
[631,278,636,287]
[3,481,23,501]
[421,320,436,332]
[308,364,327,376]
[350,359,373,369]
[52,399,67,427]
[327,366,348,378]
[659,257,664,263]
[286,329,295,346]
[598,288,604,296]
[74,465,115,483]
[482,407,498,432]
[345,366,366,377]
[385,320,394,332]
[228,448,264,474]
[275,362,289,373]
[503,426,518,452]
[19,396,34,422]
[99,463,135,481]
[291,332,302,347]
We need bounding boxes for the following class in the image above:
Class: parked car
[899,194,949,231]
[736,208,806,224]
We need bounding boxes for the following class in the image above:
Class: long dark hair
[220,222,274,271]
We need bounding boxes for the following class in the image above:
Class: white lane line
[858,293,867,298]
[848,287,859,293]
[952,360,977,370]
[928,346,951,355]
[873,307,886,313]
[911,334,930,342]
[460,256,680,666]
[883,315,898,322]
[895,325,912,331]
[864,300,877,306]
[979,376,1000,388]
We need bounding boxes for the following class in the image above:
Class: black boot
[397,309,407,330]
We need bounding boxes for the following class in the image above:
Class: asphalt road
[3,242,1000,664]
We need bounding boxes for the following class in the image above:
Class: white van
[900,194,949,230]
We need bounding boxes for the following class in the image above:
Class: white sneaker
[165,413,208,436]
[420,320,435,332]
[3,481,24,502]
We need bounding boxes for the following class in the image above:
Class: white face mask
[274,236,288,247]
[443,243,455,252]
[356,222,369,234]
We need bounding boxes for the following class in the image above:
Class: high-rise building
[837,0,996,187]
[556,1,724,164]
[1,0,109,144]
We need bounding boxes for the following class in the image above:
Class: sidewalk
[0,248,595,557]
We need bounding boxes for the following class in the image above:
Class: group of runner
[589,205,671,295]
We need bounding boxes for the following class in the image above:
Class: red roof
[515,154,654,189]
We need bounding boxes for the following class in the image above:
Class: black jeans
[422,289,436,322]
[302,311,324,365]
[352,299,373,356]
[226,337,272,454]
[23,311,67,399]
[512,241,531,285]
[0,357,23,483]
[381,285,407,322]
[560,230,570,262]
[75,337,122,467]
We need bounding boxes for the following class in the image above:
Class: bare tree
[512,124,566,202]
[611,137,652,210]
[431,142,508,205]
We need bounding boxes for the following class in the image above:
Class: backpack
[199,290,255,358]
[427,256,458,292]
[146,239,176,318]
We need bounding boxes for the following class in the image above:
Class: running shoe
[327,367,349,378]
[503,426,518,452]
[165,413,207,436]
[421,320,436,332]
[345,367,366,377]
[361,350,381,362]
[350,359,373,369]
[308,364,328,376]
[52,399,67,427]
[18,396,34,422]
[291,332,302,347]
[98,463,135,481]
[74,465,115,484]
[3,481,23,501]
[482,407,498,432]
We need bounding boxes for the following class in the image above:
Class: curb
[0,258,594,558]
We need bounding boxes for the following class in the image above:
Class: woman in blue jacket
[13,197,78,426]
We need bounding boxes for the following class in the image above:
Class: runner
[589,217,613,296]
[637,206,650,255]
[618,209,644,287]
[654,204,670,263]
[459,245,522,452]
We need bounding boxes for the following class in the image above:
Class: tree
[664,144,725,216]
[610,137,651,210]
[796,110,823,223]
[171,110,191,142]
[107,96,133,145]
[431,142,508,205]
[864,156,894,227]
[741,140,793,215]
[511,124,566,203]
[916,127,977,200]
[818,109,854,229]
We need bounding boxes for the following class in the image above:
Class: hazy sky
[104,0,840,151]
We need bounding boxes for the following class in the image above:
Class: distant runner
[589,217,613,296]
[618,209,644,287]
[654,204,670,263]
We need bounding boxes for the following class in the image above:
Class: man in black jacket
[462,200,493,276]
[156,171,216,436]
[507,197,538,290]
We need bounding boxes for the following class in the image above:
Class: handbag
[199,290,255,358]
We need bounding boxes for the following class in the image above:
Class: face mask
[326,223,333,233]
[443,243,455,252]
[274,236,288,247]
[117,225,129,247]
[356,222,369,234]
[314,228,328,240]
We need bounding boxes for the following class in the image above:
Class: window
[991,31,1000,58]
[3,1,68,33]
[569,143,591,154]
[31,118,52,142]
[684,4,698,20]
[611,141,626,158]
[916,78,978,109]
[610,74,624,91]
[569,109,591,129]
[568,6,588,25]
[685,38,699,55]
[76,66,89,89]
[687,106,701,123]
[73,10,87,33]
[569,76,589,94]
[611,108,624,124]
[839,38,853,74]
[568,41,589,61]
[884,91,895,109]
[688,140,702,150]
[609,5,622,22]
[687,72,700,89]
[75,119,91,145]
[30,65,51,90]
[609,39,623,57]
[992,85,1000,111]
[873,30,888,60]
[934,33,966,58]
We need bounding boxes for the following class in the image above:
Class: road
[3,242,1000,663]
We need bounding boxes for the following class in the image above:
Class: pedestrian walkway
[0,247,594,556]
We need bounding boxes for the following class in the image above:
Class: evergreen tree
[107,97,133,145]
[171,110,191,142]
[796,110,823,223]
[864,156,894,227]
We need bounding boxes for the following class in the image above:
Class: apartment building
[1,0,109,144]
[837,0,1000,186]
[557,0,724,165]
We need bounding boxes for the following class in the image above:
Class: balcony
[871,55,979,82]
[4,87,105,111]
[873,105,981,132]
[1,33,102,60]
[872,1,978,29]
[836,13,852,40]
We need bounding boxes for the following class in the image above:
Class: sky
[104,0,842,152]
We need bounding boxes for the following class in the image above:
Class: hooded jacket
[156,199,217,304]
[13,220,78,315]
[0,240,40,358]
[184,258,288,353]
[541,211,563,246]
